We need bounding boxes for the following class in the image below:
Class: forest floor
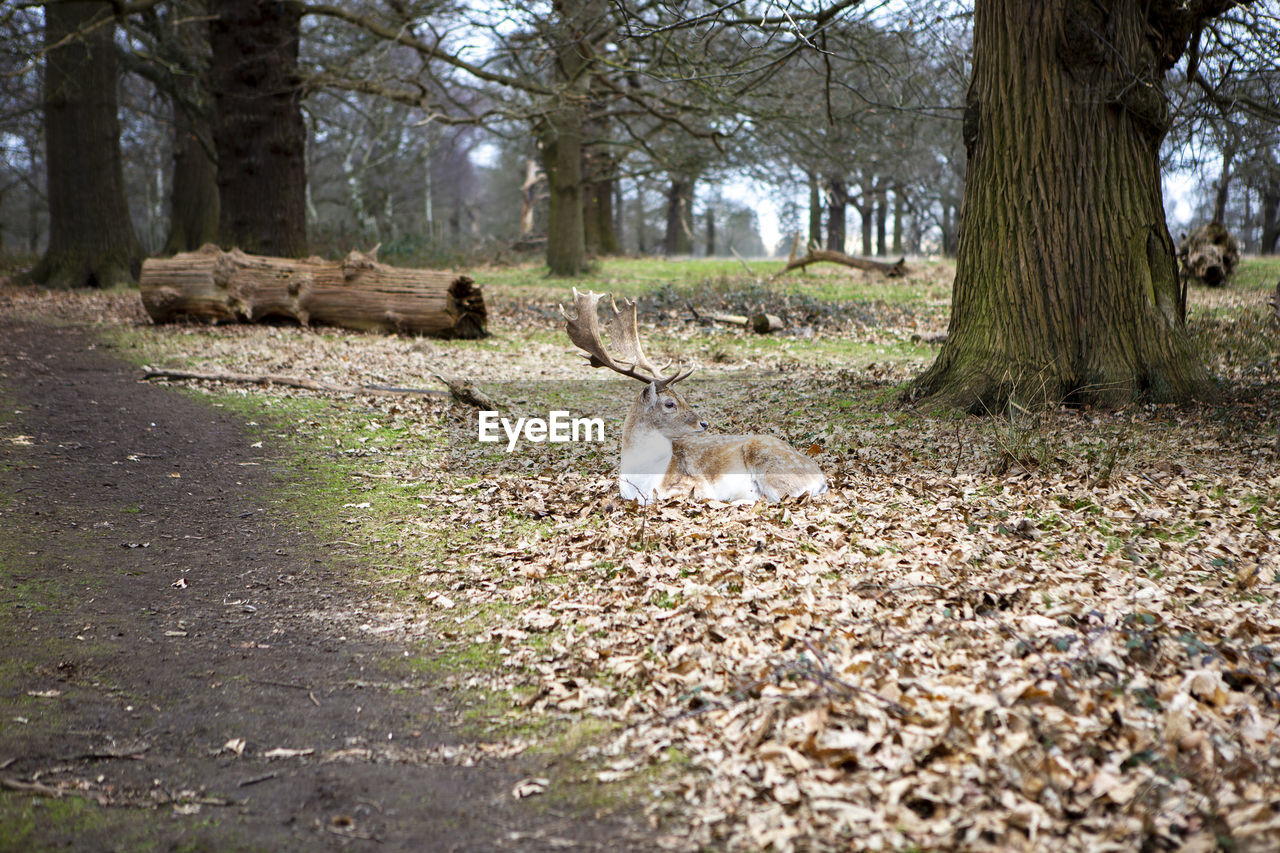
[1,255,1279,851]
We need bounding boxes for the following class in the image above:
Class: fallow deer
[563,289,828,504]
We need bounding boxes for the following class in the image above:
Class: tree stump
[140,244,487,338]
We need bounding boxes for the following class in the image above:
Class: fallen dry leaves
[3,271,1278,852]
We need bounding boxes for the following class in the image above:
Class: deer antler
[562,289,693,390]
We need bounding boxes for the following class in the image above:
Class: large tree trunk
[540,0,606,275]
[663,177,694,256]
[163,99,219,254]
[824,178,846,253]
[908,0,1213,412]
[26,2,143,290]
[541,116,587,274]
[140,245,487,338]
[208,0,307,257]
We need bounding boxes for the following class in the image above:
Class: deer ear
[642,382,659,405]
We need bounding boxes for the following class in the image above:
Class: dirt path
[0,319,654,851]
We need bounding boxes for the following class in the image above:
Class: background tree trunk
[163,99,219,254]
[858,174,874,256]
[908,0,1208,412]
[824,178,846,252]
[1261,164,1279,255]
[208,0,307,257]
[874,185,887,257]
[582,149,619,256]
[663,177,694,255]
[27,2,142,289]
[892,184,904,255]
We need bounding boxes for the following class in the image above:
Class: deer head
[563,289,707,443]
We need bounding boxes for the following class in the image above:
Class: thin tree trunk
[27,2,142,289]
[940,203,957,256]
[892,184,904,255]
[825,178,846,253]
[808,172,823,250]
[1212,139,1235,224]
[634,183,647,255]
[705,207,716,257]
[208,0,307,257]
[859,175,874,256]
[612,176,624,251]
[582,152,619,255]
[908,0,1209,411]
[875,184,887,257]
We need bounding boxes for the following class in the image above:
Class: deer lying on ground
[563,289,828,504]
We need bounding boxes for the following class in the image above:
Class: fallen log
[772,248,907,279]
[689,305,750,327]
[140,244,487,338]
[688,305,786,335]
[751,312,784,334]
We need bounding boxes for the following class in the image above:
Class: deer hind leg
[745,439,828,501]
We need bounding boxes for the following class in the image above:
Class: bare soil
[0,318,653,852]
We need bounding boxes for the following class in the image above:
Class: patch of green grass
[1230,256,1280,291]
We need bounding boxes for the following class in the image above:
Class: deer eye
[663,399,677,411]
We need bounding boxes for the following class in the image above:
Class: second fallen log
[140,244,487,338]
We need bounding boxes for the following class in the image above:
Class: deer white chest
[619,432,673,504]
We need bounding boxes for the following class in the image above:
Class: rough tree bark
[26,2,143,289]
[907,0,1235,412]
[207,0,307,257]
[140,245,487,338]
